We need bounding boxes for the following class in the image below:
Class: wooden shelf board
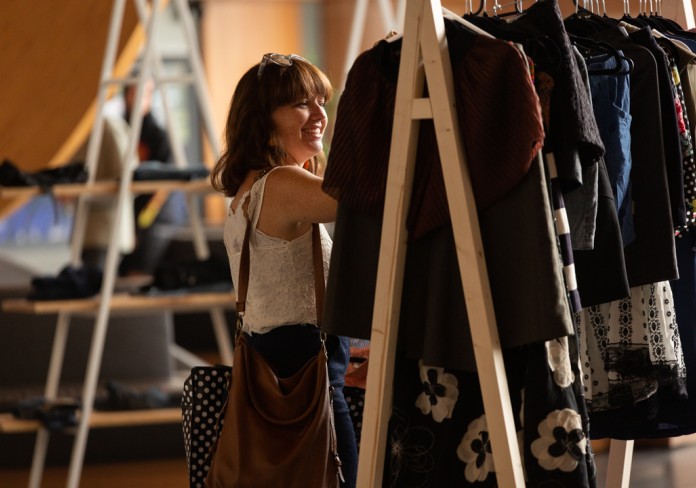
[2,291,236,314]
[0,178,214,199]
[131,179,214,194]
[0,408,181,434]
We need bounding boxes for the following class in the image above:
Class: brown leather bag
[205,223,343,487]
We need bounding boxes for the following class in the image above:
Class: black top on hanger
[569,34,634,75]
[564,5,618,36]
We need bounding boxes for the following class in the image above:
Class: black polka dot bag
[181,364,232,488]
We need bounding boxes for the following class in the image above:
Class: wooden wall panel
[0,1,140,171]
[0,0,141,217]
[200,2,304,151]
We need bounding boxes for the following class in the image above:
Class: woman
[210,53,358,487]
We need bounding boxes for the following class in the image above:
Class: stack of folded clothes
[0,159,88,189]
[133,160,209,181]
[12,397,80,431]
[28,264,103,300]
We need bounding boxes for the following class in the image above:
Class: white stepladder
[26,1,233,487]
[355,0,638,486]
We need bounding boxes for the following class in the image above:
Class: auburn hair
[211,56,333,197]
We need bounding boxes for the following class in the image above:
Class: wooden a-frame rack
[356,1,525,485]
[355,0,649,486]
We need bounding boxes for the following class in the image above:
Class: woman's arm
[257,165,337,240]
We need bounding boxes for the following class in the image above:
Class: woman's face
[271,94,327,166]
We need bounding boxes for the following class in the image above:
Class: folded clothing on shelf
[0,159,88,188]
[12,397,80,431]
[0,159,40,186]
[133,161,209,181]
[94,380,180,411]
[143,256,232,292]
[27,264,103,301]
[10,381,180,430]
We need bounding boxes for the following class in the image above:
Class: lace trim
[223,170,331,334]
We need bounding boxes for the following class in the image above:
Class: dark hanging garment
[584,48,635,246]
[572,159,631,306]
[322,22,571,369]
[661,40,696,236]
[591,26,679,287]
[322,12,598,487]
[382,340,597,487]
[667,232,696,434]
[560,50,631,306]
[628,27,687,229]
[467,0,606,190]
[322,23,543,240]
[581,29,696,441]
[470,0,632,306]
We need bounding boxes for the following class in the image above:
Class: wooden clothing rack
[354,0,696,486]
[356,0,525,485]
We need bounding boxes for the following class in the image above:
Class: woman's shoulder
[265,165,315,182]
[261,166,324,205]
[264,165,323,192]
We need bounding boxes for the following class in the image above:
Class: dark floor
[1,439,696,487]
[595,440,696,488]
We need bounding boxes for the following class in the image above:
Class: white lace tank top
[223,170,332,334]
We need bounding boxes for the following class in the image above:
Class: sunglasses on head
[257,53,308,80]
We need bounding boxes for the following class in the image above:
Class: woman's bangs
[277,63,332,105]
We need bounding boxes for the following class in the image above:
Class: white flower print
[457,414,495,482]
[546,337,575,388]
[530,408,587,472]
[414,360,459,423]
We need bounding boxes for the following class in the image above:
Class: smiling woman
[204,53,357,487]
[271,94,328,170]
[211,53,338,240]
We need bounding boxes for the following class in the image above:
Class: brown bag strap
[312,223,325,327]
[236,221,325,327]
[235,219,252,316]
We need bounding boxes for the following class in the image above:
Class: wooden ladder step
[0,408,182,434]
[0,178,214,199]
[2,291,236,314]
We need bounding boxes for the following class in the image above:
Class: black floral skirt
[383,337,597,487]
